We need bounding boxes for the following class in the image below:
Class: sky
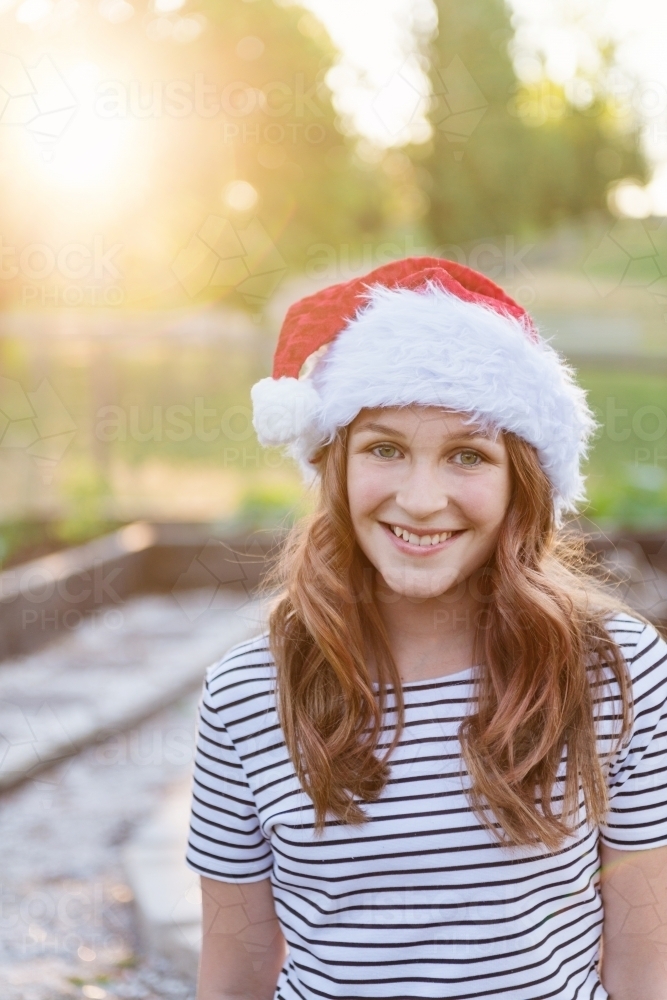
[301,0,667,215]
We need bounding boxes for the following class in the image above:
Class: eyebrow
[353,421,494,441]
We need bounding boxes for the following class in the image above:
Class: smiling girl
[187,258,667,1000]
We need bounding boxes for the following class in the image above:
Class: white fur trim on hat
[252,284,598,517]
[251,375,323,449]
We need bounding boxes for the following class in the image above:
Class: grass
[577,368,667,530]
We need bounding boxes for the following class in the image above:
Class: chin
[380,565,463,602]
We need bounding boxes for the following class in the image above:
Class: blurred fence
[1,270,667,541]
[0,308,297,534]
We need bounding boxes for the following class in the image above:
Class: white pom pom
[251,376,323,447]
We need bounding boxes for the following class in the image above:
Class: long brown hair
[267,425,634,851]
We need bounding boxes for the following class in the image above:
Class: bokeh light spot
[153,0,184,11]
[172,15,204,43]
[609,180,653,218]
[224,180,259,212]
[16,0,53,23]
[237,35,265,60]
[99,0,134,22]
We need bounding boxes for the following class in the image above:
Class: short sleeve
[185,671,273,882]
[599,620,667,850]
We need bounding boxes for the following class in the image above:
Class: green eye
[373,444,399,459]
[457,450,482,466]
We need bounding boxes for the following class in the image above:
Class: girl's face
[346,406,513,601]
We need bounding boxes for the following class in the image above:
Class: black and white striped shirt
[186,613,667,999]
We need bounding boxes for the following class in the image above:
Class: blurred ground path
[0,589,265,1000]
[0,691,202,1000]
[0,589,263,790]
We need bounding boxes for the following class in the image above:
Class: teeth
[390,526,453,545]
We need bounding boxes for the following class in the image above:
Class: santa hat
[251,256,596,518]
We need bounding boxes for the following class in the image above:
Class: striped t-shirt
[186,612,667,1000]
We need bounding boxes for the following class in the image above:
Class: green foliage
[579,216,667,286]
[229,478,311,532]
[91,336,264,465]
[578,369,667,530]
[114,955,138,969]
[0,513,119,567]
[0,521,54,567]
[122,0,389,307]
[54,464,114,545]
[591,466,667,531]
[415,0,647,245]
[192,0,382,256]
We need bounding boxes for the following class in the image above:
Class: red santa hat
[251,256,596,519]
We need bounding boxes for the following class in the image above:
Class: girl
[186,258,667,1000]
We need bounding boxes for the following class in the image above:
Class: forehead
[349,406,498,440]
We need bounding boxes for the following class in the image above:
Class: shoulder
[204,631,277,718]
[602,611,667,698]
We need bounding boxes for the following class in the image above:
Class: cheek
[347,458,392,524]
[453,470,511,525]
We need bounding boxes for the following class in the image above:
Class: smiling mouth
[383,523,465,548]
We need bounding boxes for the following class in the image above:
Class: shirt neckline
[372,663,478,690]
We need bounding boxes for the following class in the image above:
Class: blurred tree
[414,0,647,246]
[117,0,389,308]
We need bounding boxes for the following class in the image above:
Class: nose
[394,457,449,522]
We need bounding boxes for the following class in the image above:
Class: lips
[383,523,465,551]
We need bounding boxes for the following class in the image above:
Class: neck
[373,575,482,683]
